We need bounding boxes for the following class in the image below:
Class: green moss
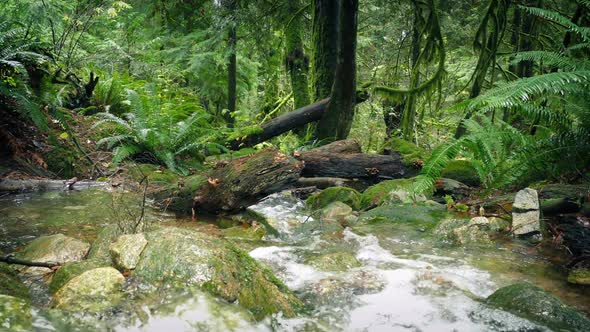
[221,225,266,241]
[49,259,108,294]
[44,136,84,178]
[486,283,590,331]
[306,252,361,272]
[359,203,447,230]
[567,269,590,285]
[204,244,304,320]
[441,160,481,187]
[150,174,207,214]
[386,137,429,167]
[87,225,121,263]
[306,187,362,211]
[0,263,29,301]
[360,178,416,209]
[0,294,32,331]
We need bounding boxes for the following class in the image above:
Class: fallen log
[154,149,303,214]
[231,98,329,149]
[1,254,60,269]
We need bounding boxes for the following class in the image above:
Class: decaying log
[296,177,351,189]
[155,149,303,214]
[0,254,61,269]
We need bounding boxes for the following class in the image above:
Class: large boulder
[87,225,122,263]
[221,224,266,241]
[306,187,362,211]
[0,294,32,331]
[486,282,590,331]
[48,259,108,294]
[16,234,90,275]
[52,267,124,311]
[134,227,303,320]
[109,233,148,270]
[512,188,541,237]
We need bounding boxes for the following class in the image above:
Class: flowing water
[0,188,588,331]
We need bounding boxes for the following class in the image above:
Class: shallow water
[1,188,589,331]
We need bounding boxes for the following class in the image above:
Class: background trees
[0,0,588,190]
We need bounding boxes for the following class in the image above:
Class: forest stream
[1,187,588,332]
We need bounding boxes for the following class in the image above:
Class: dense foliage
[0,0,588,191]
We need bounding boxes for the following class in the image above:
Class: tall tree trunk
[516,0,540,78]
[401,1,422,140]
[285,1,311,109]
[226,0,237,128]
[311,0,339,102]
[316,0,359,142]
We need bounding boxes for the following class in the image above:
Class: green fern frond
[412,140,463,193]
[522,6,590,41]
[112,144,141,165]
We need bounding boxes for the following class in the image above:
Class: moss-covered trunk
[285,1,311,109]
[311,0,339,102]
[316,0,358,141]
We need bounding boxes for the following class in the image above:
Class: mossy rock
[306,187,362,211]
[109,233,148,271]
[441,160,481,187]
[49,259,108,294]
[433,218,493,246]
[0,294,32,331]
[44,136,86,178]
[486,282,590,331]
[52,267,125,311]
[306,252,361,272]
[127,164,180,185]
[567,269,590,285]
[0,263,29,301]
[87,225,122,264]
[221,225,266,241]
[360,178,416,209]
[386,138,429,167]
[16,234,90,276]
[134,227,303,320]
[359,203,446,228]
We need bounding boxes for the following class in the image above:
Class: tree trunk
[316,0,359,141]
[311,0,339,102]
[226,0,238,128]
[285,1,311,109]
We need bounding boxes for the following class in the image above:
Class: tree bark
[285,0,311,109]
[230,98,330,149]
[311,0,340,102]
[316,0,359,141]
[226,0,238,128]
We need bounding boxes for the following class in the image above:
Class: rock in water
[567,269,590,285]
[512,188,541,237]
[486,282,590,331]
[52,267,124,311]
[15,234,90,276]
[322,202,355,227]
[134,227,303,320]
[109,233,148,270]
[0,294,32,331]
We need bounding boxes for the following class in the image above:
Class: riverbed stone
[49,259,109,294]
[0,294,32,331]
[322,202,354,226]
[52,267,124,311]
[567,269,590,285]
[360,178,416,209]
[441,159,481,187]
[306,187,362,211]
[87,224,122,263]
[134,227,303,320]
[109,233,147,270]
[16,234,90,276]
[434,218,492,246]
[513,188,540,211]
[306,252,361,272]
[387,189,427,204]
[486,282,590,331]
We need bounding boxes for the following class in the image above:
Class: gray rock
[388,189,426,204]
[512,210,541,236]
[322,202,354,225]
[470,216,490,225]
[16,234,90,276]
[513,188,539,211]
[109,233,148,270]
[52,267,124,311]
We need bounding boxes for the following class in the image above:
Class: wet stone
[109,233,148,270]
[0,294,32,332]
[16,234,90,276]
